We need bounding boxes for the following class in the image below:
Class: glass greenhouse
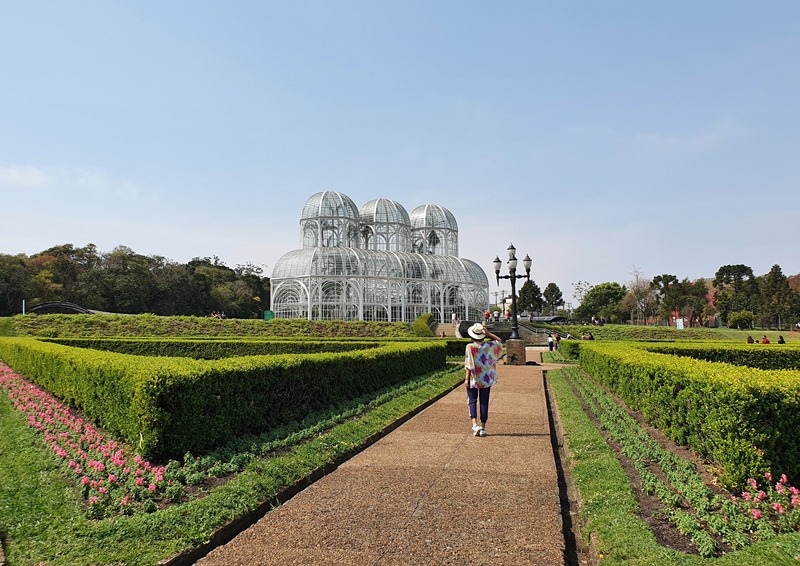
[271,191,489,323]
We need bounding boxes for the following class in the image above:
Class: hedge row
[571,341,800,489]
[534,323,724,341]
[644,342,800,371]
[41,338,383,359]
[0,337,446,460]
[10,313,415,338]
[44,336,472,359]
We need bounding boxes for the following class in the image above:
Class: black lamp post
[493,244,532,340]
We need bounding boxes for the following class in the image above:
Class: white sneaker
[479,428,487,437]
[472,423,482,436]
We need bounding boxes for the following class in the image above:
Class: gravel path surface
[197,354,565,565]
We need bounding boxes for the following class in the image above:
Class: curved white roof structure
[272,192,488,323]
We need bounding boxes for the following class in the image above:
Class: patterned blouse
[464,340,502,388]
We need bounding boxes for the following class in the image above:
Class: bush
[727,310,755,330]
[412,313,435,337]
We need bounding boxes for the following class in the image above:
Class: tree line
[0,244,270,319]
[563,264,799,330]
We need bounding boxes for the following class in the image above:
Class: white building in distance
[271,191,489,323]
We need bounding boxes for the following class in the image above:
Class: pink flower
[755,490,767,502]
[98,487,107,494]
[88,496,99,504]
[108,474,117,483]
[773,503,785,514]
[147,483,156,492]
[751,509,763,520]
[776,483,785,494]
[764,472,773,482]
[748,478,758,489]
[80,476,91,485]
[791,495,800,507]
[790,487,800,496]
[741,492,752,501]
[780,474,789,484]
[135,477,144,487]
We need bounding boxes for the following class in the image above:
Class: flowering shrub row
[0,337,446,459]
[572,341,800,489]
[563,366,800,557]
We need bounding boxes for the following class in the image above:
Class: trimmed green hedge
[535,323,724,341]
[42,336,472,360]
[574,341,800,489]
[0,337,446,459]
[644,342,800,371]
[10,313,414,338]
[41,337,383,359]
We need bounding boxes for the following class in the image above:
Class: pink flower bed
[733,472,800,529]
[0,362,170,517]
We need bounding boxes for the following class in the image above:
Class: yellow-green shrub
[0,337,446,459]
[576,341,800,489]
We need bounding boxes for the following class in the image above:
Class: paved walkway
[197,348,565,565]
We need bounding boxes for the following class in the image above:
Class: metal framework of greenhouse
[271,192,489,323]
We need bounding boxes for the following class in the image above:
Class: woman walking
[464,323,503,437]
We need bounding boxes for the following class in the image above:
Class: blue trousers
[466,386,491,423]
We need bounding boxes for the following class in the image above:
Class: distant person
[554,332,560,351]
[548,335,554,351]
[484,310,490,323]
[761,336,770,344]
[464,324,502,437]
[452,312,457,327]
[746,335,755,344]
[778,335,786,344]
[587,332,594,340]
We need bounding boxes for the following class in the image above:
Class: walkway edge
[158,377,464,566]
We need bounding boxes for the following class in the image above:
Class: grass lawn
[0,362,463,565]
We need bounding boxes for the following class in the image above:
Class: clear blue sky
[3,1,798,304]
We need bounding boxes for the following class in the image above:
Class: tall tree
[651,274,682,325]
[758,264,793,329]
[574,282,626,322]
[516,279,543,315]
[572,280,592,305]
[681,278,711,327]
[543,283,564,315]
[0,254,29,315]
[628,266,657,325]
[713,264,759,324]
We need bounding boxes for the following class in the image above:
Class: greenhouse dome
[410,204,459,256]
[358,198,411,252]
[272,193,489,323]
